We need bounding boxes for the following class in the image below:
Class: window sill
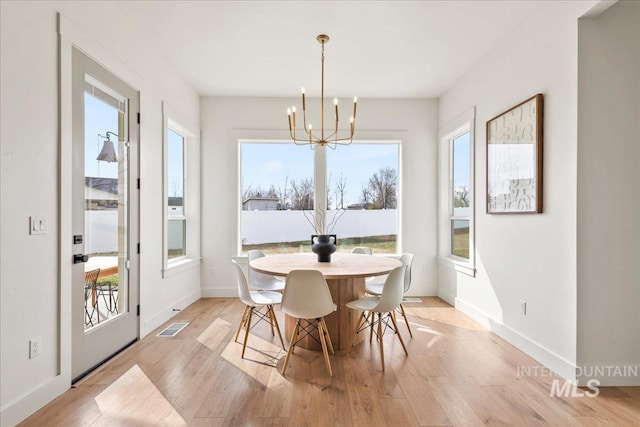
[437,256,476,277]
[162,257,201,278]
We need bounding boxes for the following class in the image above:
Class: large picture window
[240,142,314,254]
[239,141,399,255]
[326,143,399,253]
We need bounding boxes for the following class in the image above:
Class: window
[163,102,200,275]
[240,142,314,254]
[167,129,185,259]
[326,143,399,253]
[451,132,470,258]
[239,141,400,255]
[438,108,475,275]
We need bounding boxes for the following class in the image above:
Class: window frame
[162,102,201,276]
[438,107,476,276]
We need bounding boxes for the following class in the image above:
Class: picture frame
[486,94,543,214]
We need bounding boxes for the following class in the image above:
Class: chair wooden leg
[399,303,413,338]
[235,305,248,342]
[267,306,275,336]
[317,319,333,376]
[351,313,367,350]
[377,312,385,371]
[269,306,285,350]
[320,318,334,354]
[282,320,299,376]
[241,308,253,359]
[369,312,375,343]
[389,311,408,356]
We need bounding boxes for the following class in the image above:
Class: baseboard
[201,287,238,298]
[437,290,456,306]
[142,289,200,338]
[576,364,640,386]
[454,297,576,381]
[0,374,69,427]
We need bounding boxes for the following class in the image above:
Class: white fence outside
[85,211,118,254]
[86,211,183,254]
[242,209,398,245]
[86,209,399,254]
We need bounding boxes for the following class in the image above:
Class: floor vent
[402,297,422,303]
[157,322,189,337]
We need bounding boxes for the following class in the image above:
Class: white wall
[438,1,599,378]
[0,2,201,424]
[201,97,438,297]
[577,0,640,385]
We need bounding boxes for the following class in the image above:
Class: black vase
[311,234,337,262]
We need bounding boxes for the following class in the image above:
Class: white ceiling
[116,1,549,98]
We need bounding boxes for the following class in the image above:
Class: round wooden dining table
[250,252,401,352]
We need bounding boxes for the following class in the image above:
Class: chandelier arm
[302,101,310,135]
[290,133,323,144]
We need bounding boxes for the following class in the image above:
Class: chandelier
[287,34,357,149]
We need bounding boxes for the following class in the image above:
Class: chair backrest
[351,246,372,255]
[399,253,414,293]
[231,260,255,306]
[247,250,278,287]
[374,266,407,313]
[282,270,335,319]
[84,268,100,287]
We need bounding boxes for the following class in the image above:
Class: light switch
[29,216,46,235]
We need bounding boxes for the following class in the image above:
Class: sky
[85,93,184,199]
[453,131,471,191]
[241,142,399,207]
[85,90,437,208]
[85,93,119,179]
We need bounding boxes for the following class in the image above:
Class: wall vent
[157,322,189,337]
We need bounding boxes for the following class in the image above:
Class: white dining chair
[281,269,337,376]
[231,260,285,358]
[247,250,286,292]
[365,253,414,337]
[351,246,373,255]
[347,265,408,371]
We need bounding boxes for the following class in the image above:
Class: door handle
[73,254,89,264]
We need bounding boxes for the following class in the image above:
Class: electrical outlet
[520,300,527,315]
[211,267,217,276]
[29,337,41,359]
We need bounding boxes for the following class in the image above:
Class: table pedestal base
[284,277,366,352]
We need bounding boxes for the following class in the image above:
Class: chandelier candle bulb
[292,106,296,128]
[353,97,357,119]
[301,87,306,110]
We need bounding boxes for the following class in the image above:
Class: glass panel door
[72,47,139,381]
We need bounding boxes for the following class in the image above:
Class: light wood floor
[20,298,640,426]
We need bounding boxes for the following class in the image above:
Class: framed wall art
[486,94,543,214]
